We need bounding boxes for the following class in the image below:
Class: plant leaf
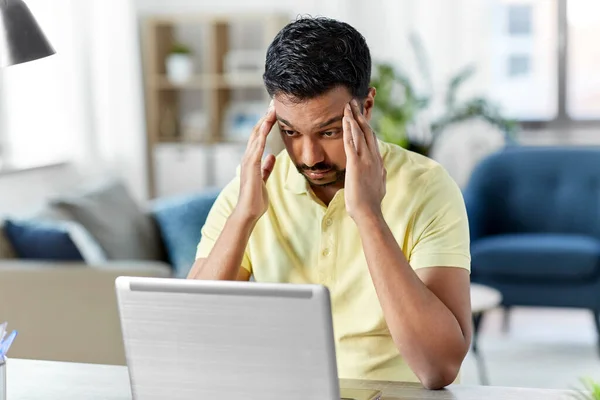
[408,32,433,97]
[446,64,476,109]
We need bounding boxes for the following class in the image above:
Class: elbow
[419,362,461,390]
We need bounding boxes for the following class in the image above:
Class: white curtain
[86,0,149,201]
[0,0,88,169]
[0,0,148,201]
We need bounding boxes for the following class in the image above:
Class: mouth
[304,169,333,180]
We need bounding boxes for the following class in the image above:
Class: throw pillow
[151,189,220,278]
[4,219,84,261]
[50,180,165,261]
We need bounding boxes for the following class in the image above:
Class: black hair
[263,16,372,102]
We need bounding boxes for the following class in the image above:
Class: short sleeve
[408,166,471,272]
[195,177,252,274]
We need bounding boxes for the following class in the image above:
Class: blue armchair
[151,188,221,278]
[465,146,600,351]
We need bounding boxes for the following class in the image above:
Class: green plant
[170,42,192,55]
[370,33,519,156]
[572,378,600,400]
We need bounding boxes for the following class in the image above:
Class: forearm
[356,213,469,388]
[188,209,256,281]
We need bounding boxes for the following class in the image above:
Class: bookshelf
[141,13,290,197]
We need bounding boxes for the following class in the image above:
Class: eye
[282,129,297,137]
[322,131,339,138]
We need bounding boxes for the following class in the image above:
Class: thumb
[261,154,276,182]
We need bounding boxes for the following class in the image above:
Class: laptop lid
[116,277,340,400]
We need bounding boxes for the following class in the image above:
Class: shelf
[152,73,265,90]
[143,13,289,198]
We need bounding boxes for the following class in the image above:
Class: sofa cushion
[50,180,165,261]
[151,189,220,278]
[4,219,85,261]
[471,233,600,281]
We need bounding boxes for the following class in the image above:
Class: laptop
[116,277,381,400]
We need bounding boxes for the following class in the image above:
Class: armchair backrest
[465,146,600,239]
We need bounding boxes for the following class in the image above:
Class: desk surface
[7,358,574,400]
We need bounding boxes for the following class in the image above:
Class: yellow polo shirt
[196,140,471,382]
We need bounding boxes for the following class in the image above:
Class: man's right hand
[234,101,277,222]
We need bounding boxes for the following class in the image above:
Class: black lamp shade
[0,0,55,67]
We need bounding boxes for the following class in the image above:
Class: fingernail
[265,100,274,115]
[352,99,358,107]
[346,103,351,111]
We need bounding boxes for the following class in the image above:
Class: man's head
[263,17,375,187]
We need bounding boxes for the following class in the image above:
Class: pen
[0,330,17,358]
[0,322,6,343]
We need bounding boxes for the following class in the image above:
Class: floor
[460,306,599,390]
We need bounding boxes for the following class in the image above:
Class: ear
[362,87,377,122]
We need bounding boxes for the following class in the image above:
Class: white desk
[6,358,574,399]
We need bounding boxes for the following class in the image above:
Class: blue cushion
[465,147,600,238]
[471,233,600,281]
[3,219,84,261]
[151,189,220,278]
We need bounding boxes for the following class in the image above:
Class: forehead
[274,86,352,128]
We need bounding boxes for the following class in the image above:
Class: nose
[300,137,325,167]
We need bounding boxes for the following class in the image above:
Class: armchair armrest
[0,260,172,365]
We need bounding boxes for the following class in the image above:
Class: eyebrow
[276,115,344,130]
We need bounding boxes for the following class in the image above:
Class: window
[567,0,600,119]
[508,54,531,77]
[489,0,558,121]
[487,0,600,125]
[508,4,533,35]
[0,0,79,170]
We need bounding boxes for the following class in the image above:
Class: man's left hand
[343,99,387,222]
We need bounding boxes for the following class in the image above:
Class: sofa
[0,179,220,365]
[465,146,600,350]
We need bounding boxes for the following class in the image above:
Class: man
[188,17,472,390]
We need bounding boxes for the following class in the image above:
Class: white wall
[0,0,149,215]
[134,0,414,63]
[0,164,84,216]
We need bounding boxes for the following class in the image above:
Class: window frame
[521,0,600,130]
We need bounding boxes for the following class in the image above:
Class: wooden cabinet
[153,144,211,197]
[141,13,289,198]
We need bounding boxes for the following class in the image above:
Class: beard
[296,162,346,187]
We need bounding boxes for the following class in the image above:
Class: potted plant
[166,42,194,84]
[370,34,519,157]
[572,377,600,399]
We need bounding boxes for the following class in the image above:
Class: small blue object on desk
[0,322,17,359]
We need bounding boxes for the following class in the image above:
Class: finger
[247,101,275,149]
[345,103,366,155]
[350,99,377,152]
[343,113,357,159]
[262,154,276,182]
[248,109,276,164]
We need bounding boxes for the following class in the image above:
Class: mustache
[297,162,337,172]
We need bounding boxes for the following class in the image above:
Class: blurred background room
[0,0,598,393]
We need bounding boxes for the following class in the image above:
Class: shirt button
[325,218,333,227]
[322,248,330,257]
